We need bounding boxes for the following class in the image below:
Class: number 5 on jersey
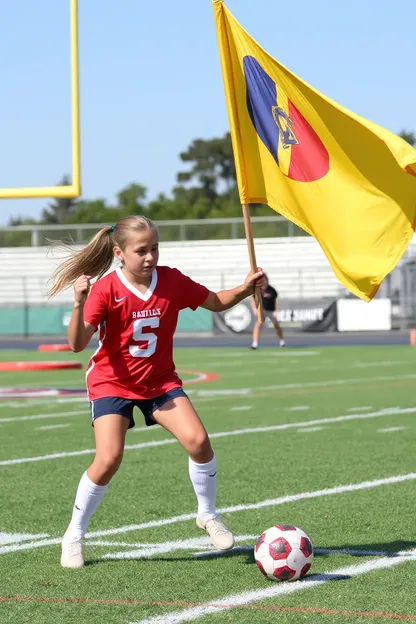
[129,318,160,358]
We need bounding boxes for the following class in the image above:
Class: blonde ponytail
[47,226,114,298]
[47,215,157,298]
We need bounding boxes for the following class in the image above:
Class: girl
[48,215,265,568]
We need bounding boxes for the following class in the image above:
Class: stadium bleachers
[1,236,416,305]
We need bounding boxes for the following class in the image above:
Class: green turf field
[0,345,415,623]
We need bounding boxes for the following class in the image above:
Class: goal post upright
[0,0,81,200]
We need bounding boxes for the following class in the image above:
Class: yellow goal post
[0,0,80,199]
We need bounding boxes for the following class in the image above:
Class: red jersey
[83,266,209,401]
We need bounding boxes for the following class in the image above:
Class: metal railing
[0,267,343,305]
[0,216,308,247]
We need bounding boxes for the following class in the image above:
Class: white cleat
[61,536,85,569]
[196,515,235,551]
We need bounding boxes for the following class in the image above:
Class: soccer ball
[254,524,314,582]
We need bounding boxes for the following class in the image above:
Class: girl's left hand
[244,268,266,293]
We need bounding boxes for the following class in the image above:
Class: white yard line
[297,427,326,433]
[101,535,256,560]
[347,406,373,412]
[0,537,62,555]
[0,532,49,545]
[0,397,87,409]
[189,389,252,397]
[285,406,311,411]
[1,472,416,557]
[1,406,415,467]
[193,373,416,399]
[2,372,415,423]
[230,406,252,412]
[352,361,404,368]
[256,373,416,392]
[101,541,406,561]
[193,546,397,559]
[377,427,406,433]
[0,410,88,424]
[130,548,416,623]
[204,351,320,358]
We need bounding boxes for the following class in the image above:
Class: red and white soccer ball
[254,524,314,582]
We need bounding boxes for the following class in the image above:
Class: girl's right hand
[73,275,91,304]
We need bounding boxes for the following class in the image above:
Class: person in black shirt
[250,274,285,349]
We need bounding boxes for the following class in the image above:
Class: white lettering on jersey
[132,308,161,320]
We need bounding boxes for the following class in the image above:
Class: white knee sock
[64,471,108,540]
[189,455,217,522]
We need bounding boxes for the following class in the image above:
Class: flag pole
[213,1,263,321]
[242,204,264,323]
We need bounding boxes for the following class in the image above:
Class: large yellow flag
[213,0,416,301]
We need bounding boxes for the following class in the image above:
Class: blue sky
[0,0,414,225]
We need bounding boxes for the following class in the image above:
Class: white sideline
[0,410,88,423]
[193,546,401,559]
[1,406,415,466]
[1,372,416,424]
[1,472,416,556]
[130,548,416,624]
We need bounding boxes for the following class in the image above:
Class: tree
[117,183,147,216]
[63,199,110,224]
[399,130,416,147]
[41,175,79,224]
[176,133,237,203]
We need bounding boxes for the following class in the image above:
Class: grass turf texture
[0,345,415,623]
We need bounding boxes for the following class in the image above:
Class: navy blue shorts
[90,387,188,429]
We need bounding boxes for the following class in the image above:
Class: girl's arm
[67,275,97,352]
[202,269,265,312]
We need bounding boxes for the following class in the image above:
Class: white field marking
[82,471,416,539]
[194,545,254,558]
[285,405,311,411]
[347,406,373,412]
[297,427,326,433]
[250,351,321,357]
[0,376,349,422]
[130,549,416,624]
[2,405,416,467]
[0,410,88,424]
[315,547,407,557]
[37,424,71,431]
[226,364,338,379]
[0,532,49,545]
[100,536,379,561]
[0,378,83,389]
[0,400,54,409]
[0,397,87,409]
[2,472,416,557]
[0,537,61,556]
[187,389,252,397]
[2,371,407,419]
[0,438,177,466]
[352,360,404,368]
[256,373,416,392]
[101,535,256,560]
[190,373,416,401]
[230,406,252,412]
[377,426,406,433]
[193,546,398,559]
[203,350,320,358]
